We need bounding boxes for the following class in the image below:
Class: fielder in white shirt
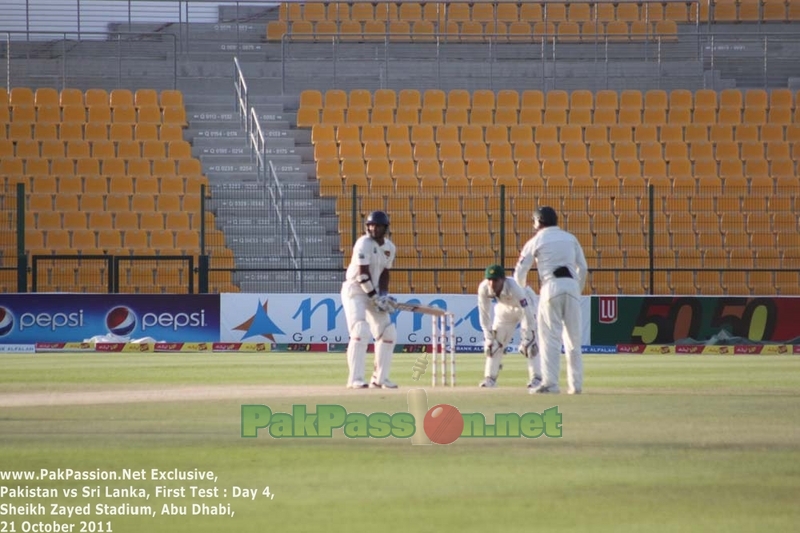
[477,264,541,388]
[514,206,588,395]
[340,211,399,389]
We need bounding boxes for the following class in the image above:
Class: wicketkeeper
[477,264,541,388]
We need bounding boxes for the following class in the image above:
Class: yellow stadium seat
[557,21,580,42]
[158,90,183,109]
[27,158,53,179]
[395,92,422,113]
[494,91,519,112]
[690,88,714,110]
[513,141,538,161]
[654,20,677,41]
[688,106,713,126]
[743,107,766,125]
[109,89,133,109]
[382,20,408,42]
[9,88,33,107]
[613,141,637,161]
[680,125,705,145]
[745,89,768,110]
[662,1,687,21]
[630,21,651,42]
[594,108,630,128]
[543,108,567,125]
[300,90,323,110]
[768,106,791,125]
[390,106,415,125]
[769,88,792,109]
[128,159,152,180]
[421,90,445,111]
[16,139,39,158]
[34,104,59,125]
[486,108,519,126]
[544,3,568,21]
[532,21,556,42]
[130,89,158,110]
[40,139,64,159]
[162,106,186,126]
[733,124,758,143]
[739,141,763,162]
[105,124,131,143]
[510,125,534,146]
[719,89,742,109]
[104,193,128,212]
[443,107,467,125]
[303,2,327,22]
[398,2,422,20]
[713,0,737,21]
[605,20,630,42]
[618,108,642,126]
[634,124,658,144]
[344,107,367,125]
[55,123,81,143]
[568,3,593,22]
[82,89,107,108]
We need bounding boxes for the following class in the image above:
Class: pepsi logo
[0,306,15,337]
[105,306,138,336]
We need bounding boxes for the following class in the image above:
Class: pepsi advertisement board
[0,294,220,343]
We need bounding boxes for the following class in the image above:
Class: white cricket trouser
[538,279,583,393]
[340,282,395,386]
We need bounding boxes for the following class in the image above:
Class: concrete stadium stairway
[182,90,343,293]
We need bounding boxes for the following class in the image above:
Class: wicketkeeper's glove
[518,330,538,359]
[483,331,501,357]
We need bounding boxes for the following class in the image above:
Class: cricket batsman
[477,264,541,388]
[340,211,399,389]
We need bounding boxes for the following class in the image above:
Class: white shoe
[568,388,582,395]
[527,376,543,389]
[529,383,560,394]
[478,377,497,388]
[370,380,398,389]
[349,381,368,389]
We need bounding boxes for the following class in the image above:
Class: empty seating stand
[298,88,800,295]
[267,1,686,42]
[0,87,238,294]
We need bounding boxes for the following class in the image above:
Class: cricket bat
[394,302,448,316]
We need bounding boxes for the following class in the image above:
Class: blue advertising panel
[0,294,220,343]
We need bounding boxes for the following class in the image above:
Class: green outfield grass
[1,353,799,533]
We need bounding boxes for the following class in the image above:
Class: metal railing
[286,214,304,291]
[194,182,800,295]
[279,31,800,93]
[0,30,178,91]
[235,56,302,257]
[233,55,248,130]
[0,0,274,52]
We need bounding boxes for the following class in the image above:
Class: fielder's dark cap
[532,206,558,227]
[485,264,505,280]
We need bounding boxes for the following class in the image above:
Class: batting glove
[372,295,397,313]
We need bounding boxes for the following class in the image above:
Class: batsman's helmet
[366,210,390,226]
[532,206,558,228]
